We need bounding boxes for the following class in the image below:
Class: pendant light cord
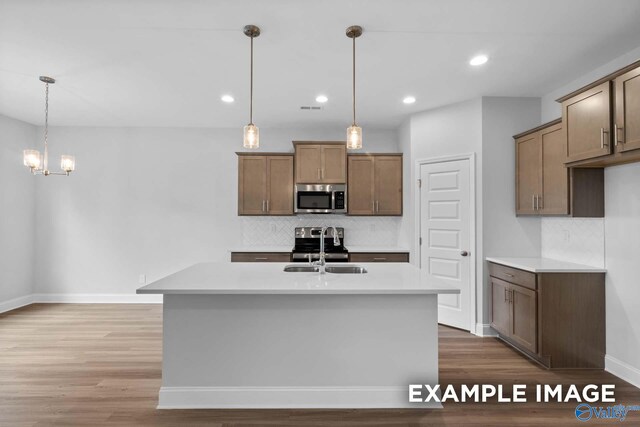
[352,35,356,126]
[250,35,254,125]
[44,82,49,170]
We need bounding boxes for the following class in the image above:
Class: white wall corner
[605,355,640,390]
[0,294,34,314]
[475,323,498,337]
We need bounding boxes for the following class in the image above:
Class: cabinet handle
[504,288,508,302]
[373,257,387,261]
[614,124,624,146]
[504,273,514,278]
[321,169,324,179]
[255,257,269,261]
[262,200,266,212]
[266,200,270,212]
[376,201,380,213]
[601,128,609,149]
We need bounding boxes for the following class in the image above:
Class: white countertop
[229,246,293,253]
[347,246,410,253]
[486,257,607,273]
[229,246,410,253]
[137,262,460,295]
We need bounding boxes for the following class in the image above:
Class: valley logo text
[409,384,616,403]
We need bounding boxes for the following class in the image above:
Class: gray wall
[32,126,398,295]
[0,115,36,305]
[400,97,543,328]
[480,97,542,325]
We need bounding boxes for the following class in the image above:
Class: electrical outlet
[138,274,146,285]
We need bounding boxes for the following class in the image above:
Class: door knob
[460,251,469,257]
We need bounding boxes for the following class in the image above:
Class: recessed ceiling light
[221,94,235,103]
[469,55,488,66]
[403,96,416,104]
[315,95,328,103]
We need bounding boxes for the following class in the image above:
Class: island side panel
[159,294,439,409]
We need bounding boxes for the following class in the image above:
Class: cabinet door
[374,156,402,215]
[347,156,375,215]
[540,124,569,214]
[563,81,612,163]
[322,145,347,183]
[238,156,267,215]
[295,145,322,183]
[266,156,294,215]
[510,283,537,353]
[490,278,511,336]
[615,66,640,153]
[516,133,542,215]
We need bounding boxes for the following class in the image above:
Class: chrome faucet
[315,226,340,274]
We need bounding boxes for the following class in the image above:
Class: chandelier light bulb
[243,124,260,149]
[23,149,42,169]
[61,155,76,173]
[346,125,362,150]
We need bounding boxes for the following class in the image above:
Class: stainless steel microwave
[294,184,347,214]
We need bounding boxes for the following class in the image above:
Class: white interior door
[419,159,472,331]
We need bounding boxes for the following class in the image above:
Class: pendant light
[346,25,363,150]
[23,76,75,176]
[243,25,260,149]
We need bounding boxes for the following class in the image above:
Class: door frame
[415,153,477,334]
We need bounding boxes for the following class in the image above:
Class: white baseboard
[158,386,441,409]
[0,294,34,314]
[1,293,162,313]
[475,323,498,337]
[31,293,162,304]
[605,355,640,389]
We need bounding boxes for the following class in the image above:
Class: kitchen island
[137,262,459,409]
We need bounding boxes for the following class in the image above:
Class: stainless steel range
[291,227,349,262]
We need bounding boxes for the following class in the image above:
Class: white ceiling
[1,0,640,129]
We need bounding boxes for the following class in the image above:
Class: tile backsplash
[541,217,605,267]
[241,215,401,247]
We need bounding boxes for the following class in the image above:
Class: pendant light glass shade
[60,155,76,173]
[243,124,259,149]
[346,125,362,150]
[23,149,42,169]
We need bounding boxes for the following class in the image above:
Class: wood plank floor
[1,304,639,426]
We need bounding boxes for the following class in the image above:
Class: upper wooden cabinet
[614,66,640,153]
[237,154,294,216]
[558,61,640,167]
[347,154,402,216]
[562,81,612,163]
[515,120,603,217]
[293,142,346,184]
[516,121,568,215]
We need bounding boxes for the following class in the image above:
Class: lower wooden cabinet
[230,252,291,262]
[349,252,409,263]
[489,262,605,369]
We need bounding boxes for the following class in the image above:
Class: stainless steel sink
[325,265,368,274]
[283,265,319,272]
[283,264,367,274]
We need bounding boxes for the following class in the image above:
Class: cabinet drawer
[349,252,409,263]
[488,263,536,290]
[231,252,291,262]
